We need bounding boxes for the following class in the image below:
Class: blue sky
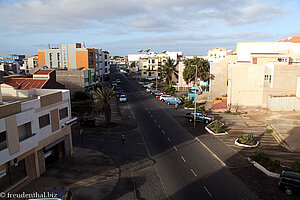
[0,0,299,56]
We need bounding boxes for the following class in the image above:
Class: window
[18,123,32,141]
[0,131,7,150]
[57,53,60,61]
[269,75,272,83]
[0,159,26,191]
[59,107,68,120]
[104,55,107,59]
[39,114,50,129]
[152,59,155,63]
[105,62,107,66]
[49,53,53,61]
[143,72,147,74]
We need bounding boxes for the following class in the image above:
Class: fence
[268,96,300,111]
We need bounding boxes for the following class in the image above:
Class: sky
[0,0,299,56]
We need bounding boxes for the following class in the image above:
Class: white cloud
[0,0,285,33]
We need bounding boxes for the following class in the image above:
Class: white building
[0,86,76,193]
[22,55,38,74]
[128,51,183,63]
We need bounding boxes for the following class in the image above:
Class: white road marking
[148,111,150,114]
[173,146,178,151]
[203,186,212,197]
[181,156,186,163]
[151,115,153,118]
[190,169,197,177]
[146,107,148,110]
[162,130,166,135]
[154,119,157,123]
[158,124,161,128]
[166,137,171,142]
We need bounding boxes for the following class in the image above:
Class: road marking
[181,156,186,163]
[203,186,212,197]
[173,146,178,151]
[154,119,157,123]
[151,115,153,118]
[190,169,197,177]
[158,124,161,128]
[148,111,150,114]
[166,137,171,142]
[195,137,226,167]
[162,130,166,135]
[146,107,148,110]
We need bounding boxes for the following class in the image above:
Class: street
[112,68,259,200]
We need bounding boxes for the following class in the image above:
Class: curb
[268,124,294,152]
[205,121,228,136]
[234,139,259,148]
[248,158,280,178]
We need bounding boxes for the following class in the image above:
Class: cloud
[0,0,285,34]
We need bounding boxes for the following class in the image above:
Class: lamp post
[194,65,197,127]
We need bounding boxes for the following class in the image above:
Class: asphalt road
[112,68,259,200]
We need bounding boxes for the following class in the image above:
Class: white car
[159,95,171,101]
[119,94,127,102]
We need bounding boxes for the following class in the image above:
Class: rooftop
[0,78,48,90]
[278,36,300,43]
[34,69,54,75]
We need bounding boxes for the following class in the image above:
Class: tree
[91,87,114,126]
[164,86,177,95]
[183,57,210,84]
[161,57,178,86]
[130,62,136,68]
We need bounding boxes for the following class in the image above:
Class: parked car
[27,188,75,200]
[112,81,117,86]
[164,96,182,105]
[119,94,127,102]
[160,94,171,101]
[278,171,300,195]
[151,90,161,94]
[116,79,121,84]
[154,91,164,97]
[185,112,213,123]
[116,92,122,98]
[146,88,155,93]
[143,83,154,88]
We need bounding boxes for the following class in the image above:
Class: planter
[205,121,228,135]
[248,158,280,178]
[235,138,259,148]
[184,107,195,110]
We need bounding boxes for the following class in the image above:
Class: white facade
[22,55,38,73]
[128,51,183,63]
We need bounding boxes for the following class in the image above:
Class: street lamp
[193,65,198,127]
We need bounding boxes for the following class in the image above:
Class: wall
[268,97,300,111]
[210,55,237,99]
[227,63,265,107]
[56,70,85,93]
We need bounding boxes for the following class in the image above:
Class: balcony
[0,133,38,166]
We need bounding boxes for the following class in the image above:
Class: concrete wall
[227,63,265,107]
[56,70,85,93]
[210,55,237,99]
[268,97,300,111]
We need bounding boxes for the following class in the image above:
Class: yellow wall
[38,52,45,67]
[76,51,89,69]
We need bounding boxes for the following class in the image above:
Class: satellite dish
[137,50,143,53]
[144,49,150,53]
[162,50,167,53]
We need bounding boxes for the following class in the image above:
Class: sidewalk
[211,109,300,167]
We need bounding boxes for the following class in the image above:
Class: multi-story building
[0,85,76,193]
[138,56,168,77]
[128,51,183,64]
[22,55,38,74]
[38,43,110,82]
[226,37,300,111]
[0,61,21,74]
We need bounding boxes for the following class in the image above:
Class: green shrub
[207,120,226,133]
[291,161,300,172]
[197,105,206,112]
[72,91,90,101]
[265,129,273,134]
[224,110,232,114]
[183,100,194,108]
[164,86,177,95]
[250,150,286,173]
[238,134,258,145]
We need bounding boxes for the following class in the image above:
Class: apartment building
[38,43,110,82]
[0,86,76,193]
[22,55,38,74]
[139,56,168,77]
[226,37,300,111]
[128,51,183,63]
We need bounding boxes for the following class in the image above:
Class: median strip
[190,169,197,177]
[181,156,186,163]
[203,186,212,197]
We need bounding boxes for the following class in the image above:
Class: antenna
[48,44,51,49]
[83,42,86,48]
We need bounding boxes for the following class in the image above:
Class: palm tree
[91,87,114,126]
[183,57,210,84]
[161,57,178,86]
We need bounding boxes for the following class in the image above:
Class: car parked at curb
[159,94,171,101]
[146,88,155,93]
[119,94,127,102]
[278,171,300,196]
[185,112,213,123]
[164,96,182,105]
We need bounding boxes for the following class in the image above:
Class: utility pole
[194,65,197,127]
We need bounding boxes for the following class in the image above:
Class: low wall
[268,97,300,111]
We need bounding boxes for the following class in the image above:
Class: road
[112,67,258,200]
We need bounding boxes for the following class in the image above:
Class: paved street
[112,68,258,200]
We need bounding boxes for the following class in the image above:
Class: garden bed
[235,134,259,148]
[205,120,228,135]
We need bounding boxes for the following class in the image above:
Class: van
[278,171,300,195]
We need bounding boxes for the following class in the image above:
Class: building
[138,56,168,78]
[0,61,21,74]
[0,69,65,90]
[0,54,25,65]
[22,55,38,74]
[226,37,300,111]
[0,86,76,193]
[38,43,110,82]
[56,68,97,93]
[128,51,183,63]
